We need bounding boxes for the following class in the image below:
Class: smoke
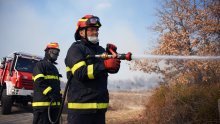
[59,72,162,91]
[108,73,162,91]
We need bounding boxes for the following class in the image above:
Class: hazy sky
[0,0,159,82]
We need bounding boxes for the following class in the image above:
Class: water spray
[132,55,220,60]
[87,52,220,61]
[86,44,220,61]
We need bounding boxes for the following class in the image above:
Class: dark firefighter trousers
[67,112,106,124]
[33,108,59,124]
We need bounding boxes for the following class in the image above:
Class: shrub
[144,83,220,124]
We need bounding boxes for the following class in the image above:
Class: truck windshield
[15,57,39,73]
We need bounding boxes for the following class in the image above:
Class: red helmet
[75,15,101,40]
[45,42,60,51]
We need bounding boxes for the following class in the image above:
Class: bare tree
[132,0,220,84]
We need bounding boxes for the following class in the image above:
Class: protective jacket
[65,40,108,114]
[32,58,61,109]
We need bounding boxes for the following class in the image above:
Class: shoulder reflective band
[32,102,61,107]
[43,86,52,95]
[68,103,108,109]
[71,61,86,75]
[33,74,59,82]
[33,74,44,81]
[87,64,94,79]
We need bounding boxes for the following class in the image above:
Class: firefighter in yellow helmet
[65,15,121,124]
[32,42,61,124]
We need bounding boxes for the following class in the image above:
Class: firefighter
[65,15,121,124]
[32,42,61,124]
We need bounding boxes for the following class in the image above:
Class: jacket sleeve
[65,45,106,81]
[33,62,52,95]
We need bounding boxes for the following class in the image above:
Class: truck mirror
[9,54,17,76]
[0,57,6,69]
[0,64,4,69]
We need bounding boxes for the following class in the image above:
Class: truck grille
[22,79,33,90]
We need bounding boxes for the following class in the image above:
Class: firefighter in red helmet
[65,15,121,124]
[32,42,61,124]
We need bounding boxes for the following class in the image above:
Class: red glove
[106,43,117,54]
[104,58,121,71]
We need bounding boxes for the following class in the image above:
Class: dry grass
[106,91,152,124]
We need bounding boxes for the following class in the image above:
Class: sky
[0,0,160,88]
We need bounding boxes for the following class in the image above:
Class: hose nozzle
[86,52,132,61]
[117,52,132,61]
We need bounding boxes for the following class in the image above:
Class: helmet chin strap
[85,28,88,41]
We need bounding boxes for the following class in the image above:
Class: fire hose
[48,44,220,124]
[48,75,71,124]
[48,74,72,124]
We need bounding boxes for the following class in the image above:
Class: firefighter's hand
[104,58,121,72]
[106,43,117,54]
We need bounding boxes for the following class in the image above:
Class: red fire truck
[0,52,42,114]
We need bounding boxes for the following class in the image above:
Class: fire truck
[0,52,42,114]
